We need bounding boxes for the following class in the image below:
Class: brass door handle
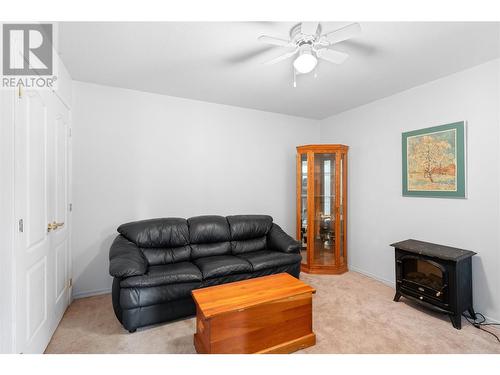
[47,221,65,232]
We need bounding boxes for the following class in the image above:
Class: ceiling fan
[258,22,361,84]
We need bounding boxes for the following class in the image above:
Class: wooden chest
[191,273,316,354]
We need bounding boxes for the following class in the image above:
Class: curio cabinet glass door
[296,145,348,274]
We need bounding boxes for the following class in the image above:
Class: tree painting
[407,129,457,191]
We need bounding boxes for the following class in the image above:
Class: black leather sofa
[109,215,301,332]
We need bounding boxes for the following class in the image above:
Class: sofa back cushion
[227,215,273,254]
[117,218,190,266]
[139,246,191,266]
[188,215,231,259]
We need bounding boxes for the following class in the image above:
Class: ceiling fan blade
[316,48,349,64]
[301,22,319,35]
[262,48,299,65]
[258,35,293,47]
[323,23,361,45]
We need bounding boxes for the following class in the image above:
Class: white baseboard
[483,315,500,324]
[349,265,395,288]
[72,288,111,300]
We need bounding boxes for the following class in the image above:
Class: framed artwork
[402,121,466,198]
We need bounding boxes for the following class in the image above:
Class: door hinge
[69,203,72,212]
[69,128,72,137]
[18,219,24,232]
[68,278,72,288]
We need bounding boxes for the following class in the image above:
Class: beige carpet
[45,272,500,354]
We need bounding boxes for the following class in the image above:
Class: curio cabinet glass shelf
[296,145,348,274]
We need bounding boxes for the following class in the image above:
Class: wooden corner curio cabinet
[296,145,348,275]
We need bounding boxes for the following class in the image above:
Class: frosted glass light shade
[293,52,318,74]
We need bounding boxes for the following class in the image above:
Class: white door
[51,103,70,327]
[14,89,70,353]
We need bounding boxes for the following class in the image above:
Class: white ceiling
[59,22,500,119]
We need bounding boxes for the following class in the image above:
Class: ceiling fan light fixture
[293,45,317,74]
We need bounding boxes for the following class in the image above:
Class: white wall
[72,60,500,322]
[71,81,320,298]
[320,59,500,321]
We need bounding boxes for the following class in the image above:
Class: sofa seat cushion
[237,250,302,272]
[120,262,202,288]
[193,255,252,279]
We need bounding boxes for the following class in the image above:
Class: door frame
[0,89,16,353]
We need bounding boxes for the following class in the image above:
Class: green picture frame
[402,121,466,198]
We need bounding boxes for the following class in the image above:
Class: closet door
[51,101,70,329]
[14,89,70,353]
[14,89,52,353]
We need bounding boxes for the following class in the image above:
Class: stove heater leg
[467,307,477,320]
[449,313,462,330]
[393,291,401,302]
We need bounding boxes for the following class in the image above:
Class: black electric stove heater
[390,239,476,329]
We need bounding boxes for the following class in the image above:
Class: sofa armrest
[109,235,148,278]
[267,224,301,254]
